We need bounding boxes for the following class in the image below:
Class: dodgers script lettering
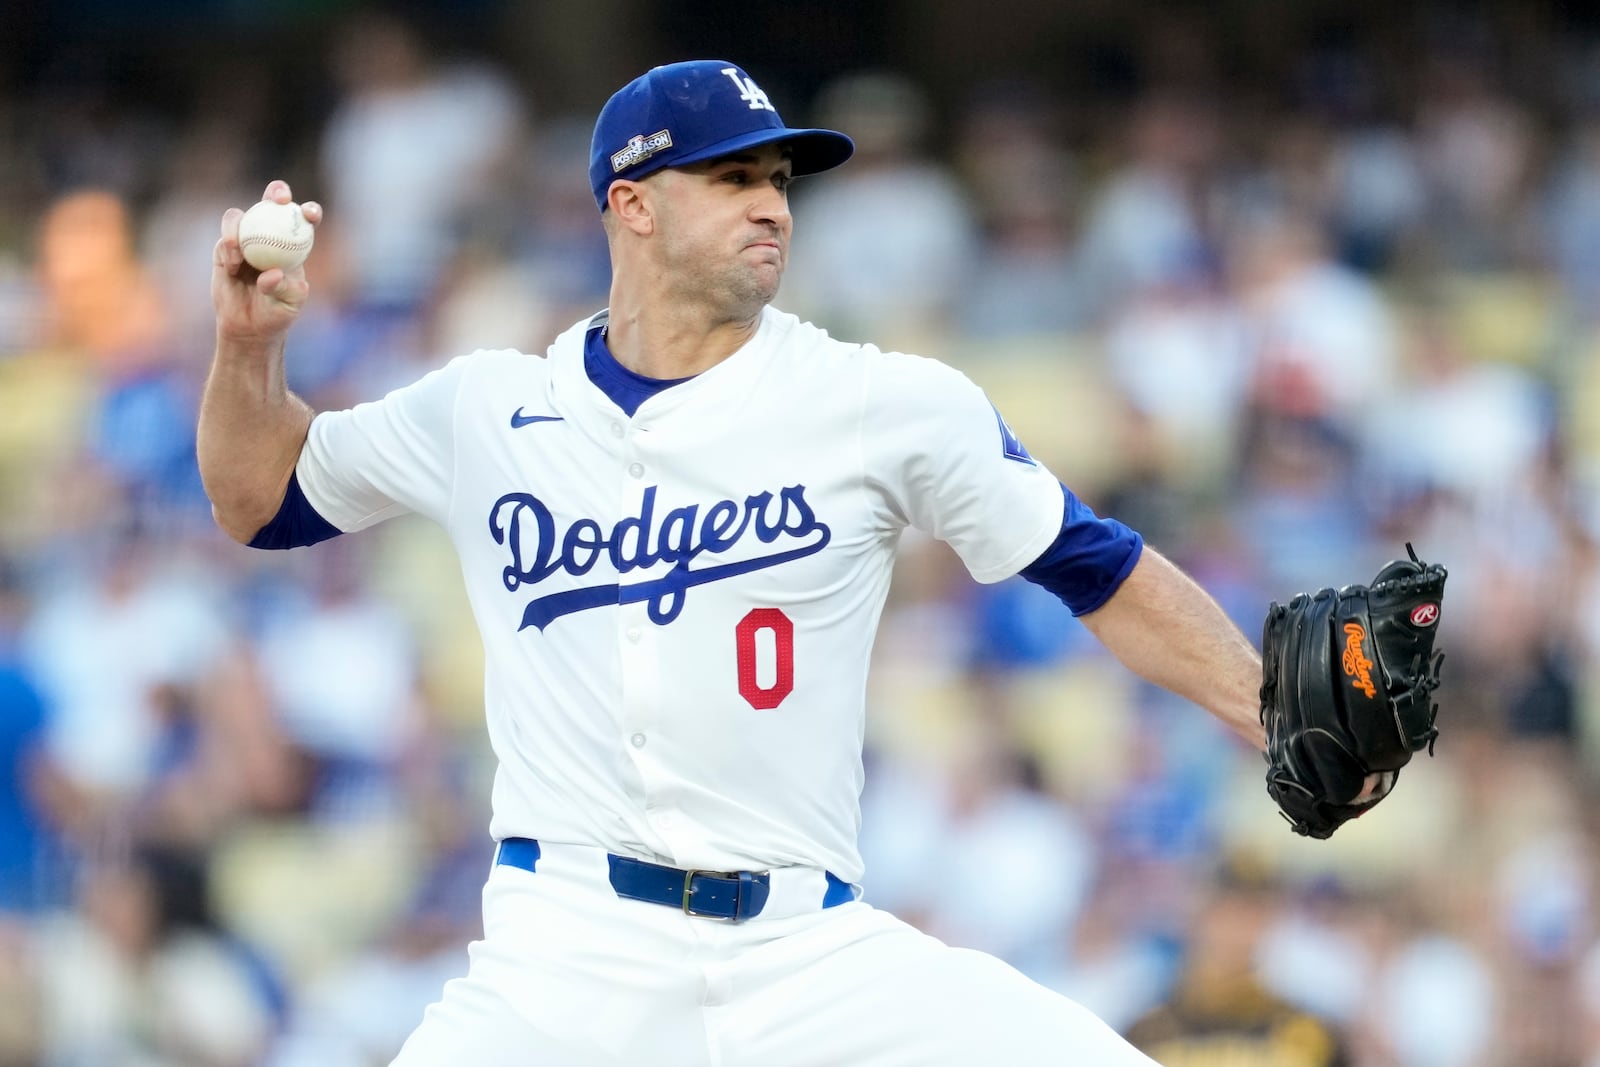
[489,484,831,630]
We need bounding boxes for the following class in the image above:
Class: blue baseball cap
[590,60,854,211]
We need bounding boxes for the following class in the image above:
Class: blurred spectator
[1045,867,1176,1035]
[1325,123,1428,275]
[140,92,266,353]
[1366,926,1497,1067]
[318,11,526,319]
[1230,205,1399,437]
[953,85,1090,338]
[1366,299,1554,512]
[501,117,614,337]
[262,745,488,1067]
[1232,411,1369,598]
[33,846,278,1067]
[1100,267,1252,488]
[1540,116,1600,320]
[35,190,167,366]
[1097,706,1228,873]
[30,188,205,530]
[255,543,421,822]
[1124,866,1353,1066]
[22,529,231,831]
[1074,90,1225,321]
[1413,52,1537,273]
[1492,829,1593,1066]
[781,71,978,346]
[1256,880,1375,1028]
[913,739,1095,981]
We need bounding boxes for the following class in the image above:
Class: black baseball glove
[1260,545,1447,839]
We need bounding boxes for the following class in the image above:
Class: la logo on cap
[721,67,774,111]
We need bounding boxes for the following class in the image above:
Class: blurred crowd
[2,4,1600,1065]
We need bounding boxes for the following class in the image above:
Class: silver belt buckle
[679,869,739,921]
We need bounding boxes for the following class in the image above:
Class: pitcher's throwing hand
[211,180,322,345]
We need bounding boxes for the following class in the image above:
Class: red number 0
[735,608,794,710]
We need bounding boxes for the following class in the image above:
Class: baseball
[237,199,314,272]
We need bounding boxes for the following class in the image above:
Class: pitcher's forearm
[203,181,324,542]
[197,335,314,543]
[1080,548,1267,751]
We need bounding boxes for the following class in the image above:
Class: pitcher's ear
[608,180,655,236]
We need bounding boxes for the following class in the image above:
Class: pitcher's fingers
[263,179,292,204]
[256,267,286,295]
[218,208,245,273]
[300,201,323,226]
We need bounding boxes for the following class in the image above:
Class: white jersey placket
[610,412,682,854]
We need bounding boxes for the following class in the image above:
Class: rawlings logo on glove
[1260,544,1447,839]
[1341,624,1377,698]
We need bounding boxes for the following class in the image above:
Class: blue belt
[495,838,853,922]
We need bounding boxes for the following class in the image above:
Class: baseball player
[202,60,1274,1066]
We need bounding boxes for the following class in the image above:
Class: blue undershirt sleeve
[1018,482,1143,616]
[246,470,345,550]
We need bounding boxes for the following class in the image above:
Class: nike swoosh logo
[511,408,564,429]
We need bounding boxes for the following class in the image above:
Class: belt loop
[496,838,541,873]
[822,871,854,908]
[736,870,754,921]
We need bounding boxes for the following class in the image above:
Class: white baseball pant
[389,841,1158,1066]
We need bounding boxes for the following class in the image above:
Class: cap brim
[664,126,855,177]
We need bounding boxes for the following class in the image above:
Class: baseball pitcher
[201,59,1444,1066]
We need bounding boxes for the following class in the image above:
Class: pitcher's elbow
[210,502,263,546]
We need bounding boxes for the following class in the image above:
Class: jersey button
[610,422,625,438]
[627,462,645,479]
[630,732,646,748]
[626,627,641,642]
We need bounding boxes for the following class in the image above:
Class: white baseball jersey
[295,306,1064,882]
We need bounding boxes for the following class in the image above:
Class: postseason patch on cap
[612,130,673,173]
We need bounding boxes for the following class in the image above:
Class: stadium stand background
[3,1,1600,1063]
